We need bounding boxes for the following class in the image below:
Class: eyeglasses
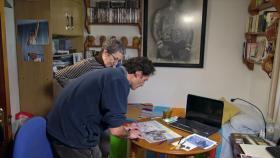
[110,53,122,66]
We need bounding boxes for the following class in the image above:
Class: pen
[157,140,166,145]
[177,137,183,145]
[169,137,183,150]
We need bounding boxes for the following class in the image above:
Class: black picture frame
[143,0,207,67]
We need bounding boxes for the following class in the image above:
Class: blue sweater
[47,67,130,148]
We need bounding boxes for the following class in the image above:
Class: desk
[129,119,221,158]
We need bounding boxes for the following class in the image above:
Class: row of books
[246,11,279,33]
[139,105,171,118]
[88,0,140,9]
[243,36,271,63]
[87,8,140,24]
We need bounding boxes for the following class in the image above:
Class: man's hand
[128,129,142,139]
[124,122,142,139]
[124,122,139,131]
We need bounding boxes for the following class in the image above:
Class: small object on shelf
[120,36,128,47]
[132,36,140,48]
[84,35,96,50]
[110,36,117,40]
[100,35,106,46]
[261,53,274,78]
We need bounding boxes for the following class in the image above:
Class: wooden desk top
[132,119,221,156]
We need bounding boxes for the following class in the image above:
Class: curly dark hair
[123,57,155,76]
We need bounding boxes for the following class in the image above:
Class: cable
[231,98,266,137]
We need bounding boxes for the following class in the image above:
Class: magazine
[172,134,217,151]
[137,120,181,143]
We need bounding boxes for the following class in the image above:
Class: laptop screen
[186,94,224,128]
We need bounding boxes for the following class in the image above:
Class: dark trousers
[52,142,102,158]
[99,130,110,158]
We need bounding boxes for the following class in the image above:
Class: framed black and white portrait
[143,0,207,67]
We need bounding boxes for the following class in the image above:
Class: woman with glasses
[55,38,125,88]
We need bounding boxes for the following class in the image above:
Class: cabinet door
[69,0,83,36]
[51,0,83,36]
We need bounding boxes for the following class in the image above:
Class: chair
[13,116,53,158]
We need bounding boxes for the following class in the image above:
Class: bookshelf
[83,0,142,57]
[243,0,280,78]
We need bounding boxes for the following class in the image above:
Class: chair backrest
[13,116,53,158]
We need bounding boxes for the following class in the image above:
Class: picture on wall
[17,19,49,62]
[143,0,207,67]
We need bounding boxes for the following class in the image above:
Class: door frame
[0,0,12,156]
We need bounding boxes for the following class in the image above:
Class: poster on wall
[143,0,207,68]
[17,19,49,62]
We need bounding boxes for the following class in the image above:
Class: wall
[249,65,271,118]
[128,0,253,108]
[5,0,271,120]
[4,0,20,123]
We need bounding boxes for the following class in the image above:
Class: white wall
[6,0,271,119]
[4,0,20,122]
[249,65,271,117]
[128,0,253,108]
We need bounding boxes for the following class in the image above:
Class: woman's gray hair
[101,39,126,55]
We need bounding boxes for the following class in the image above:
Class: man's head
[123,57,155,90]
[101,39,126,67]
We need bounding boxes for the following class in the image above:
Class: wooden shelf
[245,32,266,36]
[245,0,279,75]
[249,1,275,15]
[88,23,142,34]
[53,54,73,58]
[88,22,139,25]
[88,45,140,50]
[259,1,274,10]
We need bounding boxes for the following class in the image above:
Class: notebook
[170,94,224,137]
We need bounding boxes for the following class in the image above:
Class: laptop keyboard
[266,146,280,157]
[170,119,217,137]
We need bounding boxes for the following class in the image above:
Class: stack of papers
[172,134,217,151]
[137,120,181,143]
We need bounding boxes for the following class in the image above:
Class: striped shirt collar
[120,66,127,78]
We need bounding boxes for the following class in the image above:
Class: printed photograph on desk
[184,134,217,149]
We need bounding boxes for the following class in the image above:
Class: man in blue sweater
[47,57,155,158]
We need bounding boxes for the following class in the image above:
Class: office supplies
[231,98,267,137]
[157,140,166,145]
[170,94,224,137]
[169,137,183,150]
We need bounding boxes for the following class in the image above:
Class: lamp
[230,98,266,136]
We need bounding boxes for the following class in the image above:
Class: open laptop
[170,94,224,137]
